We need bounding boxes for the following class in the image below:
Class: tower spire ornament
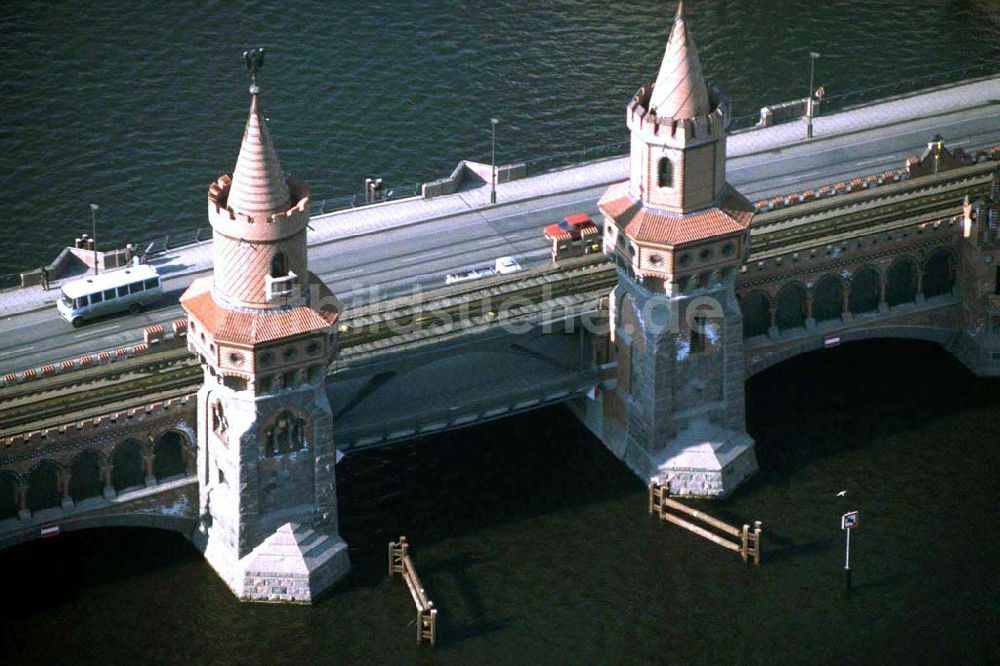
[243,47,265,94]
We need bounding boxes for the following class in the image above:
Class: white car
[446,256,523,285]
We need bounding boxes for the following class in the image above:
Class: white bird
[836,490,847,497]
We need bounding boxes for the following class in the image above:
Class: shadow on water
[745,338,999,483]
[336,405,641,589]
[0,527,201,626]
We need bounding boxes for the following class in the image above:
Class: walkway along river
[0,339,996,662]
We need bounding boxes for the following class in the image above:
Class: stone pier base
[197,522,350,603]
[644,420,758,498]
[570,397,758,498]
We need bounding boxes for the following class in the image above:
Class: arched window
[658,157,673,188]
[776,282,807,332]
[265,411,306,457]
[270,252,287,278]
[740,291,771,339]
[812,275,843,322]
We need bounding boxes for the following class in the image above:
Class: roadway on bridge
[0,103,997,375]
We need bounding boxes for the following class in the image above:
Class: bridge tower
[594,2,758,496]
[179,51,349,602]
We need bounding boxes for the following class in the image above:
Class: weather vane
[243,47,265,94]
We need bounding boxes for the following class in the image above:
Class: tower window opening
[265,411,306,457]
[690,315,707,354]
[658,157,673,188]
[271,252,288,278]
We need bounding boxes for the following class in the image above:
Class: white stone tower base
[196,523,350,603]
[573,397,758,498]
[645,418,758,497]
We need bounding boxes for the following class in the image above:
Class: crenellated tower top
[599,2,754,295]
[181,50,341,394]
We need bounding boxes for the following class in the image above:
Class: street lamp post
[490,117,498,204]
[806,52,820,139]
[89,203,100,275]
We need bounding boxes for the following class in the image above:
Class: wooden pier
[649,482,762,565]
[388,536,438,647]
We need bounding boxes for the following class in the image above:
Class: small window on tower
[271,252,288,278]
[690,315,707,354]
[658,157,673,188]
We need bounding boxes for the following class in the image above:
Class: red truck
[544,213,601,262]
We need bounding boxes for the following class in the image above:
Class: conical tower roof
[227,93,291,216]
[648,1,710,120]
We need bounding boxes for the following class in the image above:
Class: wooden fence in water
[649,482,762,565]
[388,536,438,647]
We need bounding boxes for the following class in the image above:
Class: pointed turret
[648,1,709,120]
[227,92,291,217]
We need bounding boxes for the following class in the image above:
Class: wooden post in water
[387,536,437,647]
[753,520,762,566]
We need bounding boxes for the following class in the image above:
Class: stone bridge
[0,399,198,549]
[1,143,998,549]
[736,150,999,377]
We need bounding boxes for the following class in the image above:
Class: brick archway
[922,249,956,298]
[0,472,19,521]
[26,460,61,513]
[153,431,190,481]
[886,257,919,306]
[69,450,104,503]
[739,290,771,339]
[775,282,807,332]
[111,440,145,492]
[849,266,881,314]
[811,274,844,322]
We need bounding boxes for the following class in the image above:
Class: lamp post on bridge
[807,52,820,139]
[89,203,99,275]
[490,117,499,204]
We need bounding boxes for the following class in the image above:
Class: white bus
[57,264,164,327]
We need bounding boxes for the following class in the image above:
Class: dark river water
[1,0,999,662]
[1,0,998,279]
[1,340,998,663]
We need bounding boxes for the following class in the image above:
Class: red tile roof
[181,274,340,346]
[598,181,754,247]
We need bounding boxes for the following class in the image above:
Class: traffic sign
[841,511,859,530]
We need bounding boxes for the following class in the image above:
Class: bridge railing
[819,60,1000,117]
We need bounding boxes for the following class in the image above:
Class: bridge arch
[739,290,771,339]
[848,266,882,314]
[111,440,146,493]
[0,514,199,553]
[153,431,191,481]
[811,274,844,323]
[922,249,956,298]
[775,281,808,332]
[885,257,919,307]
[744,326,959,379]
[0,471,19,520]
[26,460,62,513]
[69,450,105,503]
